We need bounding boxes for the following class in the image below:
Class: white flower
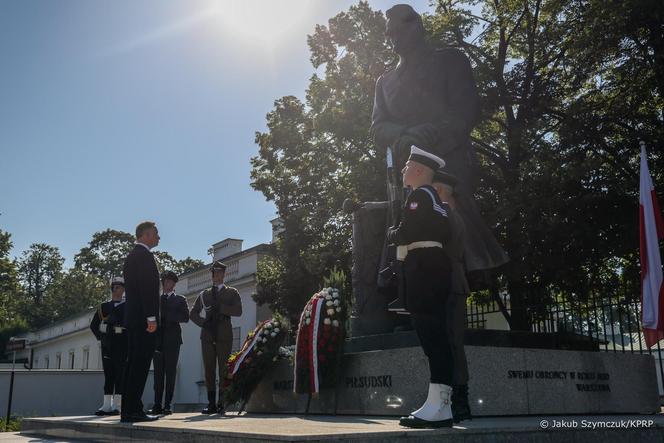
[333,299,340,306]
[332,320,339,327]
[325,295,332,301]
[274,328,280,333]
[327,308,335,316]
[265,323,273,329]
[270,332,277,337]
[305,318,311,325]
[336,307,342,313]
[332,292,339,299]
[326,300,333,307]
[323,318,331,325]
[327,288,333,294]
[262,338,268,343]
[273,322,280,328]
[272,356,278,362]
[257,350,263,355]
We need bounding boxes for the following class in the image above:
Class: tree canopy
[251,0,663,328]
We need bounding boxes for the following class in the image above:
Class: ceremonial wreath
[294,287,347,394]
[222,316,287,407]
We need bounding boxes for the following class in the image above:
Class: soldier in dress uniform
[149,271,189,415]
[386,146,456,428]
[90,276,128,416]
[432,169,472,423]
[190,260,242,415]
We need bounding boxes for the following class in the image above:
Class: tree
[251,1,391,320]
[0,229,21,325]
[16,243,64,327]
[75,229,204,280]
[42,268,108,324]
[429,0,662,328]
[74,229,134,281]
[251,0,662,330]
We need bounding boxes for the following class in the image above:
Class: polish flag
[640,142,664,347]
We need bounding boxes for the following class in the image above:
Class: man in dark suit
[121,221,161,423]
[149,270,189,415]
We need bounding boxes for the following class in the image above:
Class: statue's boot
[399,383,453,428]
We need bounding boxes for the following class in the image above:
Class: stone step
[20,412,664,443]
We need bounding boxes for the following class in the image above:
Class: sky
[0,0,434,267]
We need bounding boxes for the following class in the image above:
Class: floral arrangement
[222,316,287,408]
[294,287,346,394]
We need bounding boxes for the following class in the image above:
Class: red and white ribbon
[230,320,267,375]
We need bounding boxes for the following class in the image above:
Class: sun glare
[210,0,316,48]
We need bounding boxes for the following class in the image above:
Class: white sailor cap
[408,146,445,171]
[110,276,125,286]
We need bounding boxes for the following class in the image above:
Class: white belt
[397,241,443,261]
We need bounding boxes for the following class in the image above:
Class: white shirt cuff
[147,316,156,322]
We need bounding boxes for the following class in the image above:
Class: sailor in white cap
[90,276,127,416]
[387,145,457,428]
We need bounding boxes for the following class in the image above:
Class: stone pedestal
[245,346,659,416]
[350,202,401,336]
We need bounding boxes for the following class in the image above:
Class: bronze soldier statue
[371,3,508,273]
[190,260,242,415]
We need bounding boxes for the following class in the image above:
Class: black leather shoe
[120,413,159,423]
[148,405,163,415]
[162,406,172,415]
[201,404,218,415]
[95,409,110,416]
[107,409,120,416]
[399,415,453,429]
[216,405,224,415]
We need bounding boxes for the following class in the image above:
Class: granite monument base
[246,345,659,416]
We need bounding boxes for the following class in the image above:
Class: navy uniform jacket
[387,185,453,313]
[90,300,127,349]
[157,293,189,349]
[122,244,160,330]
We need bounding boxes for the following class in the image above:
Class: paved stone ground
[17,412,664,442]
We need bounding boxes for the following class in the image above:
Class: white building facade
[15,236,273,412]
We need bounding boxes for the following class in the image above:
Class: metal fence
[466,292,664,396]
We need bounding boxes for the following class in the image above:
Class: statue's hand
[395,134,419,169]
[405,123,440,148]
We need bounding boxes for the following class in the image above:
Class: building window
[83,347,90,370]
[232,327,241,352]
[55,353,61,369]
[68,350,75,369]
[44,356,49,369]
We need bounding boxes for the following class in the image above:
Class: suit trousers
[446,294,469,385]
[101,338,127,395]
[153,343,180,407]
[202,330,232,392]
[122,328,156,416]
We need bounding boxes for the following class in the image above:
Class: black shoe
[107,409,120,416]
[201,404,218,414]
[148,405,163,415]
[399,415,453,429]
[216,405,224,415]
[120,413,159,423]
[162,406,172,415]
[451,384,472,423]
[95,409,110,416]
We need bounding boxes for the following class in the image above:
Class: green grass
[0,417,21,432]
